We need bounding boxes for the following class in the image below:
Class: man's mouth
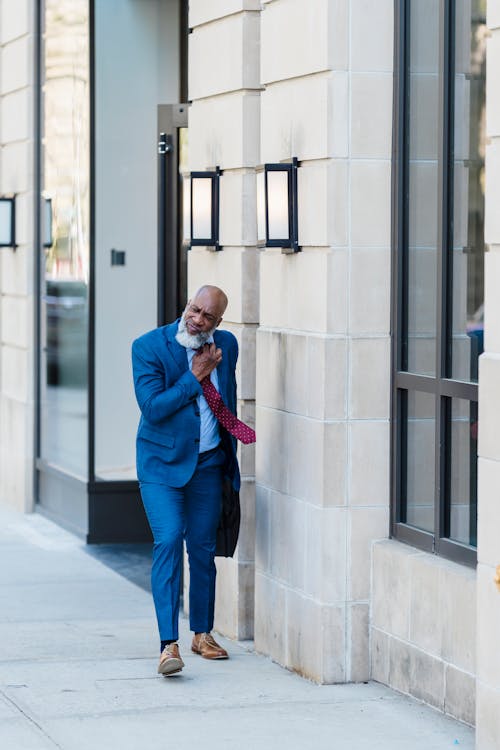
[186,321,199,334]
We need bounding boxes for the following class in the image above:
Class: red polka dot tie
[201,377,256,445]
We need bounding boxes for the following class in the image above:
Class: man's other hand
[192,343,223,382]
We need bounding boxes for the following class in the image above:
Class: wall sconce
[190,167,221,251]
[0,196,16,249]
[43,197,53,248]
[257,158,300,254]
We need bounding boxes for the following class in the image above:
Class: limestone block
[0,141,31,193]
[0,245,30,297]
[478,354,500,462]
[261,0,335,84]
[189,12,260,100]
[409,553,449,657]
[476,562,500,689]
[349,337,391,420]
[297,162,335,248]
[255,483,271,573]
[348,602,369,682]
[488,5,500,29]
[259,249,347,333]
[351,0,394,73]
[189,0,260,27]
[261,72,347,161]
[322,420,348,506]
[0,294,29,348]
[445,665,476,726]
[0,396,31,511]
[350,161,391,247]
[0,35,31,94]
[349,420,390,506]
[0,87,31,143]
[269,490,306,591]
[214,556,238,635]
[256,329,347,420]
[477,457,500,568]
[349,248,391,335]
[387,636,412,695]
[487,34,500,137]
[440,560,476,673]
[237,561,255,639]
[255,405,289,495]
[254,570,287,665]
[0,344,28,402]
[348,506,389,601]
[304,505,347,603]
[217,170,257,246]
[370,627,390,685]
[371,539,418,639]
[286,591,346,683]
[237,477,255,563]
[485,139,500,244]
[351,74,393,159]
[0,0,30,44]
[484,251,500,353]
[188,246,259,324]
[409,646,445,710]
[476,681,500,750]
[189,93,260,170]
[307,334,347,421]
[237,400,256,475]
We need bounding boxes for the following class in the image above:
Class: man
[132,285,254,677]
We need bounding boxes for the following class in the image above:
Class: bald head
[192,285,228,320]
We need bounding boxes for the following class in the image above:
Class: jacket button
[195,438,200,443]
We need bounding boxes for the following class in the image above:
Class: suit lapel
[163,321,189,375]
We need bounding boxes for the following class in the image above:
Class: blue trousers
[139,447,224,641]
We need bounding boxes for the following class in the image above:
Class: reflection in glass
[405,0,440,376]
[448,399,478,546]
[403,390,436,533]
[40,0,89,477]
[452,0,486,382]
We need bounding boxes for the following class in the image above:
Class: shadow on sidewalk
[84,543,153,592]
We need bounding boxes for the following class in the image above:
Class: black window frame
[391,0,480,568]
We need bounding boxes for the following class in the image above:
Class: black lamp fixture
[257,157,300,253]
[189,167,221,251]
[0,196,16,249]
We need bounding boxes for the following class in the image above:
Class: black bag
[215,477,240,557]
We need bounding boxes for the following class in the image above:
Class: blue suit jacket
[132,321,240,490]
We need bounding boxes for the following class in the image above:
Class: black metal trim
[390,0,477,567]
[88,0,96,484]
[189,169,221,250]
[0,196,16,248]
[263,159,300,253]
[34,0,42,506]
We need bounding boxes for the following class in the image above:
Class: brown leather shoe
[191,632,228,660]
[157,642,184,675]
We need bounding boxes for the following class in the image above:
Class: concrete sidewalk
[0,506,474,750]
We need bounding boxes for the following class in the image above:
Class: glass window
[40,0,90,477]
[392,0,485,566]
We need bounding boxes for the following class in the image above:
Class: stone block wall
[476,4,500,748]
[186,0,261,640]
[0,0,35,512]
[254,0,393,682]
[371,540,476,725]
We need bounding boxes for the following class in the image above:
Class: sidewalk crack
[0,688,63,749]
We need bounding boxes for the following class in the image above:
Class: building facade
[0,0,499,746]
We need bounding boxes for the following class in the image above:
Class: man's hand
[192,343,222,382]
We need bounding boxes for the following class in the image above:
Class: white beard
[175,313,213,350]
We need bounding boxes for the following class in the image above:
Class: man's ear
[216,317,223,328]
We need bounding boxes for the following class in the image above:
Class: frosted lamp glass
[256,171,266,242]
[0,200,13,245]
[192,177,212,240]
[267,170,289,241]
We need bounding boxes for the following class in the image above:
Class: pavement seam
[0,688,63,748]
